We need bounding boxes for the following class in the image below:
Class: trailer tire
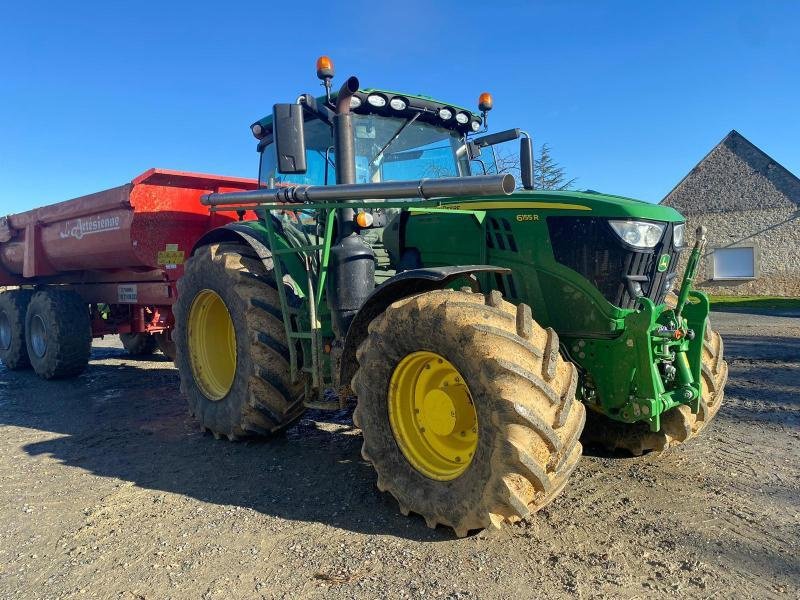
[119,332,158,356]
[174,242,306,441]
[0,289,34,370]
[352,289,585,536]
[25,290,91,380]
[155,332,176,361]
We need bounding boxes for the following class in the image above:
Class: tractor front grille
[546,217,682,309]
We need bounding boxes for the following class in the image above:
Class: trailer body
[0,168,257,337]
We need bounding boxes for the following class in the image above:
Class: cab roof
[251,88,482,140]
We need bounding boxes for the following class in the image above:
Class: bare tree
[484,146,522,188]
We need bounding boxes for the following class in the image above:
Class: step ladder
[262,210,340,409]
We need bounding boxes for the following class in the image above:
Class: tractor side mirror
[472,128,521,149]
[272,103,307,174]
[520,135,534,190]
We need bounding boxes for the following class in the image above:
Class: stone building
[661,130,800,297]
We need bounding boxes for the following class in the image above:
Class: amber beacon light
[478,92,493,112]
[316,56,334,80]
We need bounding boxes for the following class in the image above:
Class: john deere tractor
[174,57,727,536]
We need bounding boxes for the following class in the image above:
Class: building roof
[661,130,800,214]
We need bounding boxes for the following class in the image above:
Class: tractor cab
[251,88,511,273]
[249,59,531,192]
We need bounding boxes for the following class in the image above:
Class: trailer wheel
[0,289,34,370]
[174,242,306,440]
[352,289,585,536]
[119,332,158,356]
[25,290,91,379]
[155,332,176,361]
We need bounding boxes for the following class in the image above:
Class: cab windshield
[259,114,472,188]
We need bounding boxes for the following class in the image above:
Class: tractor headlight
[608,220,665,249]
[673,223,686,249]
[367,94,387,108]
[389,97,407,111]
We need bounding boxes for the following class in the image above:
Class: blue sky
[1,1,798,213]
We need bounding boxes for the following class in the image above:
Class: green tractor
[174,57,727,536]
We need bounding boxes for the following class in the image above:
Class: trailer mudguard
[340,265,510,388]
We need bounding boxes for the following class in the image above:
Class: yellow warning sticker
[158,245,185,266]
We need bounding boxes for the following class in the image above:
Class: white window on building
[712,247,756,280]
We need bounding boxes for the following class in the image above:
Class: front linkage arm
[675,226,708,321]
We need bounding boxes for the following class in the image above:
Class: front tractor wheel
[352,289,585,536]
[174,243,306,441]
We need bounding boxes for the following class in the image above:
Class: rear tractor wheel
[174,242,307,441]
[352,289,585,536]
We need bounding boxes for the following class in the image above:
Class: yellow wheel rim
[388,351,478,481]
[188,289,237,401]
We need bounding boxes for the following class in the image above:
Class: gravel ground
[1,309,798,599]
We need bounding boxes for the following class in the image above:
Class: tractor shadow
[90,345,174,364]
[0,347,450,541]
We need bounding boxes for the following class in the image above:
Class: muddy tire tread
[0,289,34,370]
[25,290,91,379]
[174,242,306,440]
[352,289,585,536]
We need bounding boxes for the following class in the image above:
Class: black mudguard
[340,265,510,388]
[192,222,273,264]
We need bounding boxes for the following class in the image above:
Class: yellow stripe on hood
[439,201,591,211]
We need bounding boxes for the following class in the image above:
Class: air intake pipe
[201,173,515,206]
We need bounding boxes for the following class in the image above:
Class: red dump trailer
[0,168,257,376]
